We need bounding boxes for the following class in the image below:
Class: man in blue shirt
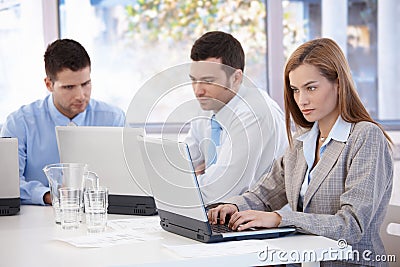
[0,39,125,205]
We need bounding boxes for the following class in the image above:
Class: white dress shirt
[185,86,287,204]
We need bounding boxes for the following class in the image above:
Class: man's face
[45,66,91,119]
[189,58,241,112]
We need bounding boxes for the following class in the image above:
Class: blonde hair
[283,38,392,146]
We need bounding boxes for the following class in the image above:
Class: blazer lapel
[303,140,346,209]
[288,146,307,211]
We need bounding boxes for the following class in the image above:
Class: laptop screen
[0,138,20,199]
[139,136,209,222]
[0,137,20,215]
[56,126,152,197]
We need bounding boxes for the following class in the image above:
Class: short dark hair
[190,31,245,73]
[44,39,91,81]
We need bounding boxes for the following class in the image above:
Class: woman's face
[289,64,339,127]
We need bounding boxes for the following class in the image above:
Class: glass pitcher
[43,163,99,224]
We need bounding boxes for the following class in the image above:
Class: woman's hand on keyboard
[228,211,282,231]
[207,204,238,225]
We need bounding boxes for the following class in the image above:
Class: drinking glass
[84,187,108,233]
[59,187,80,230]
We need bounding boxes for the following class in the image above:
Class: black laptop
[0,137,20,216]
[138,136,295,243]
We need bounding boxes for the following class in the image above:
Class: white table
[0,206,351,267]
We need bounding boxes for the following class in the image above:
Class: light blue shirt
[296,116,352,209]
[0,95,125,205]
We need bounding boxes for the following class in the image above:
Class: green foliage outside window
[124,0,266,61]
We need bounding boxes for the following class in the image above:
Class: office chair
[380,204,400,267]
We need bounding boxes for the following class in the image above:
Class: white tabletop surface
[0,205,351,267]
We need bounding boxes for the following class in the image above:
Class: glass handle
[86,171,100,189]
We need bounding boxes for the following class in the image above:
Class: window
[59,0,268,124]
[281,0,400,125]
[0,1,47,123]
[1,0,399,129]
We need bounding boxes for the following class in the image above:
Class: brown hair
[44,39,91,82]
[284,38,392,145]
[191,31,245,74]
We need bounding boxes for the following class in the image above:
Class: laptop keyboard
[211,223,234,233]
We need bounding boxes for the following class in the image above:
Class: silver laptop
[138,136,296,243]
[56,126,156,215]
[0,137,20,215]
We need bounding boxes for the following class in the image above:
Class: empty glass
[84,187,108,233]
[59,187,80,230]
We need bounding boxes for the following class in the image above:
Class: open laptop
[0,137,20,215]
[56,126,156,216]
[138,136,296,243]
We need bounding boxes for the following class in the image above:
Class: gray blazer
[229,121,393,267]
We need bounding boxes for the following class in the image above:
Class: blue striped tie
[207,115,222,167]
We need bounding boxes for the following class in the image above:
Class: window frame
[41,0,400,131]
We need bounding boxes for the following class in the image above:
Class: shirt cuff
[32,186,50,206]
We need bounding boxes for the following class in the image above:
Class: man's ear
[232,69,243,86]
[44,77,54,93]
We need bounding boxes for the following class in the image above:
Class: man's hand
[43,192,52,205]
[195,162,206,176]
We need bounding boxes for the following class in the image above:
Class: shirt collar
[47,94,88,126]
[328,116,352,143]
[297,122,319,168]
[297,116,352,144]
[296,116,351,170]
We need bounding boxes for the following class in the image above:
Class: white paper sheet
[56,217,163,248]
[57,230,161,248]
[107,217,163,233]
[164,239,280,258]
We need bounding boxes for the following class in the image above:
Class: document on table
[56,217,163,248]
[107,216,163,232]
[58,230,161,248]
[164,239,280,258]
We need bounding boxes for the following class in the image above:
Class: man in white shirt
[186,31,287,204]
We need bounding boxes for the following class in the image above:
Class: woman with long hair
[208,38,393,266]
